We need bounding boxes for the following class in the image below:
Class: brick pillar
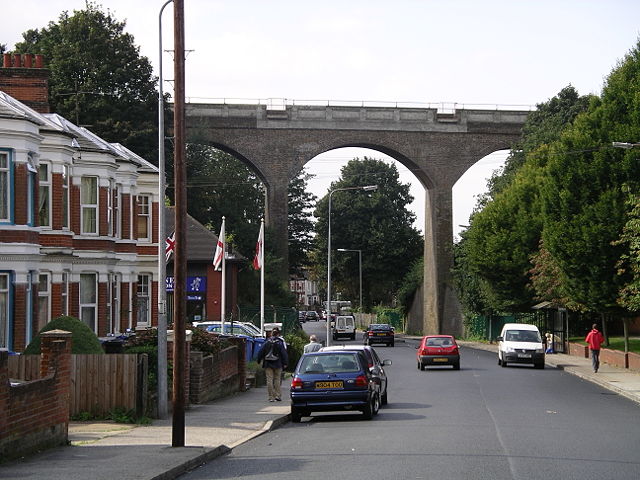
[39,330,72,436]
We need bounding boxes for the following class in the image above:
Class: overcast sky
[4,0,640,237]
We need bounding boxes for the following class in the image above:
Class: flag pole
[260,219,265,335]
[221,216,226,330]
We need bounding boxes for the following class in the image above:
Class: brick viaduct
[185,103,528,336]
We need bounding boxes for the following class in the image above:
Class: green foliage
[613,189,640,312]
[24,316,104,355]
[284,330,308,372]
[313,157,423,309]
[14,2,160,161]
[288,170,318,275]
[395,257,424,314]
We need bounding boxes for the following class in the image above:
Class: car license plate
[518,353,531,358]
[315,381,343,389]
[377,333,387,336]
[433,358,448,362]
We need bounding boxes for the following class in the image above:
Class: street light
[326,185,377,346]
[337,248,363,314]
[156,0,173,421]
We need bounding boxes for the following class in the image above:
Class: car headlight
[535,348,545,354]
[504,346,516,353]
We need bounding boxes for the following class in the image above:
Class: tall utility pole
[157,0,173,422]
[171,0,186,448]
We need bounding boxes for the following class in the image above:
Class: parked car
[363,324,395,347]
[497,323,545,369]
[416,335,460,370]
[332,315,356,340]
[193,321,264,338]
[290,350,382,422]
[305,310,319,322]
[320,344,391,405]
[298,311,306,323]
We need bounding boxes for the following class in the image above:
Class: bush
[24,316,104,355]
[284,330,308,372]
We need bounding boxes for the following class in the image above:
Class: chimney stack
[0,53,50,113]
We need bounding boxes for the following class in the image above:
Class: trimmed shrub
[24,315,104,355]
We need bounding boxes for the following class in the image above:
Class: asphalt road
[183,324,640,480]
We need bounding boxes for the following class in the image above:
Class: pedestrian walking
[256,327,288,402]
[304,334,323,353]
[585,324,605,373]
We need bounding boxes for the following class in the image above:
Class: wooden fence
[8,354,144,416]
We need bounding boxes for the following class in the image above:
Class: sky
[4,0,640,237]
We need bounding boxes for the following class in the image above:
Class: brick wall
[0,330,72,461]
[0,53,50,113]
[189,344,244,404]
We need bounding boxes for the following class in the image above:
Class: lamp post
[337,248,363,314]
[326,185,377,346]
[156,0,173,421]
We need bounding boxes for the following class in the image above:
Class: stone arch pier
[185,103,528,336]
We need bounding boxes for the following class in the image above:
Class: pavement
[2,339,640,480]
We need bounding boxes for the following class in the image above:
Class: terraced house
[0,53,160,352]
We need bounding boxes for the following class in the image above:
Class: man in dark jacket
[256,327,288,401]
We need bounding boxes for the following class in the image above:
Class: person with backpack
[256,327,288,402]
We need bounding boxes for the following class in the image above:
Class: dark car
[290,351,382,422]
[298,310,306,323]
[416,335,460,370]
[320,345,391,405]
[363,323,395,347]
[304,310,319,322]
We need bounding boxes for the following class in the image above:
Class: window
[81,176,98,234]
[38,163,51,227]
[136,274,150,326]
[27,154,37,226]
[25,271,34,345]
[80,273,97,332]
[137,195,150,241]
[107,180,114,237]
[113,185,120,238]
[108,273,120,334]
[38,272,50,331]
[62,165,70,229]
[0,151,11,222]
[61,271,69,316]
[0,273,10,349]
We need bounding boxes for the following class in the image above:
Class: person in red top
[585,324,605,373]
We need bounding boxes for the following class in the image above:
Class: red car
[416,335,460,370]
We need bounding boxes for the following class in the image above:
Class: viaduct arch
[185,103,528,336]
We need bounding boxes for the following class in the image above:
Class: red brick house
[0,53,161,352]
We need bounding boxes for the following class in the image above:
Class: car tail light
[368,331,374,336]
[291,376,303,389]
[355,375,368,387]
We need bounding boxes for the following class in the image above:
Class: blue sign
[166,276,207,293]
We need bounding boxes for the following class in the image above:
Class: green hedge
[24,316,104,355]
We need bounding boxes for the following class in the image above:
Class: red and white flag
[213,218,225,271]
[165,231,176,262]
[253,222,264,270]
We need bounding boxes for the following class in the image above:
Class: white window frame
[0,272,10,349]
[0,150,12,223]
[108,273,121,334]
[107,180,114,237]
[25,271,34,345]
[27,155,37,227]
[38,162,51,228]
[38,272,51,330]
[81,176,99,234]
[136,274,151,326]
[113,185,121,238]
[80,273,98,333]
[62,165,70,229]
[137,195,151,242]
[61,271,69,316]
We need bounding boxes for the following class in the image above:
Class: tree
[288,170,317,276]
[313,158,422,309]
[14,2,159,161]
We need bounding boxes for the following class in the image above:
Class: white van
[497,323,545,369]
[332,315,356,340]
